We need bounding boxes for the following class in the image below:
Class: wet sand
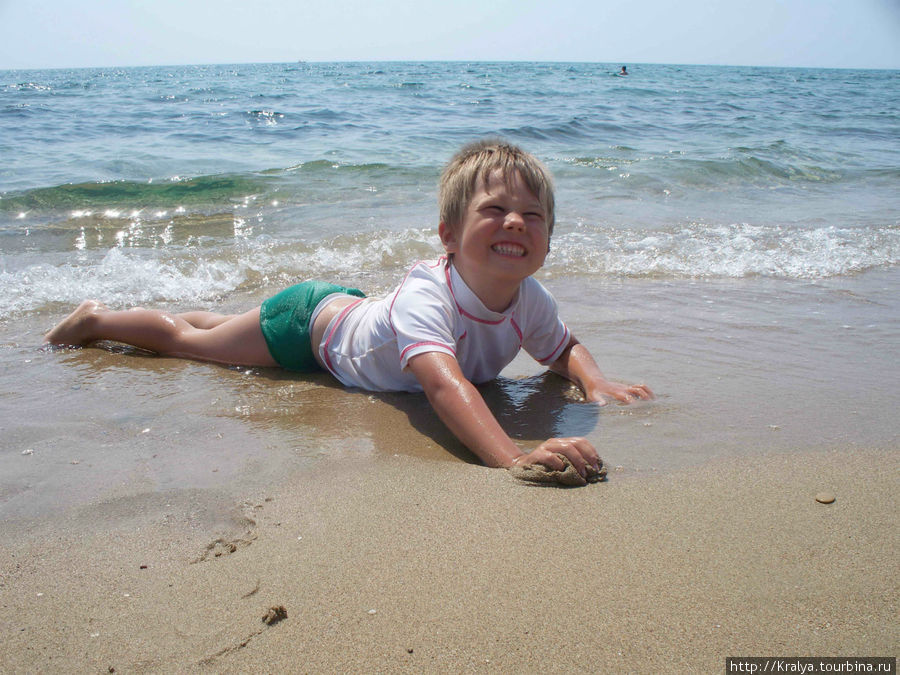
[2,271,898,669]
[1,447,896,672]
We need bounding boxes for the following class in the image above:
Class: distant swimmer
[619,66,628,76]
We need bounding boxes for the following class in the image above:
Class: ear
[438,222,459,254]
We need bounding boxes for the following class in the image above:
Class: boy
[44,140,653,480]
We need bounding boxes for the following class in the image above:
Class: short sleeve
[519,279,571,365]
[389,263,459,370]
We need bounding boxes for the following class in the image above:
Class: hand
[585,380,654,405]
[511,436,600,479]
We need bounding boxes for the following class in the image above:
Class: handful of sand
[508,454,607,487]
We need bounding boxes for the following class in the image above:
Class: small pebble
[262,605,287,625]
[368,609,377,615]
[815,492,836,504]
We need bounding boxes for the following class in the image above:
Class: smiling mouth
[491,243,526,257]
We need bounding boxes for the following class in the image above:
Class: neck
[449,258,520,313]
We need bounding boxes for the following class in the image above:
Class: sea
[1,62,898,523]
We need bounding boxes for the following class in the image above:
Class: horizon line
[3,58,899,73]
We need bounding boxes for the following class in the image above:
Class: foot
[44,300,108,345]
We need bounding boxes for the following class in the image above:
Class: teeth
[492,243,525,257]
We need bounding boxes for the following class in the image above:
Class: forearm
[423,374,523,468]
[549,336,654,404]
[408,352,603,479]
[548,337,609,400]
[408,353,522,467]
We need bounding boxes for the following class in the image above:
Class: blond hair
[439,139,555,235]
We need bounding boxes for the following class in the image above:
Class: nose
[503,211,525,232]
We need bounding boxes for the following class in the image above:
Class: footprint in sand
[192,501,264,563]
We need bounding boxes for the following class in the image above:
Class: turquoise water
[1,62,898,520]
[1,62,898,314]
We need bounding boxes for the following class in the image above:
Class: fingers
[611,383,654,403]
[630,383,654,400]
[531,450,568,472]
[534,437,600,477]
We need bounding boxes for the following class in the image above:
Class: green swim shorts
[259,281,365,372]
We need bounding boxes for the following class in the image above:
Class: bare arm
[406,351,601,477]
[549,335,654,404]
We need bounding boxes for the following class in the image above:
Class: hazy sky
[1,0,898,70]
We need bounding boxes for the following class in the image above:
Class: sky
[1,0,898,70]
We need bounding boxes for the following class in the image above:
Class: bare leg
[176,311,236,329]
[127,308,235,329]
[45,301,278,368]
[44,300,108,346]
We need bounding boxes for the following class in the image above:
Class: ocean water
[1,62,898,521]
[2,62,899,310]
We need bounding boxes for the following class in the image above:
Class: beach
[2,270,898,671]
[1,61,898,669]
[1,445,895,671]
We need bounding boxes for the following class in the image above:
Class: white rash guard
[316,257,571,392]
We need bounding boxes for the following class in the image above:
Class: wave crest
[549,222,900,279]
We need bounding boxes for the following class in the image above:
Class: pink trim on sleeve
[509,318,524,343]
[535,324,571,364]
[400,341,456,362]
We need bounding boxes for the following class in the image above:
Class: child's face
[440,170,550,294]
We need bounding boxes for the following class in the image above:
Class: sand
[509,453,607,486]
[1,446,896,672]
[3,271,898,671]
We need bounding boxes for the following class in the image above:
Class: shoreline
[7,268,898,525]
[2,60,898,671]
[1,445,896,671]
